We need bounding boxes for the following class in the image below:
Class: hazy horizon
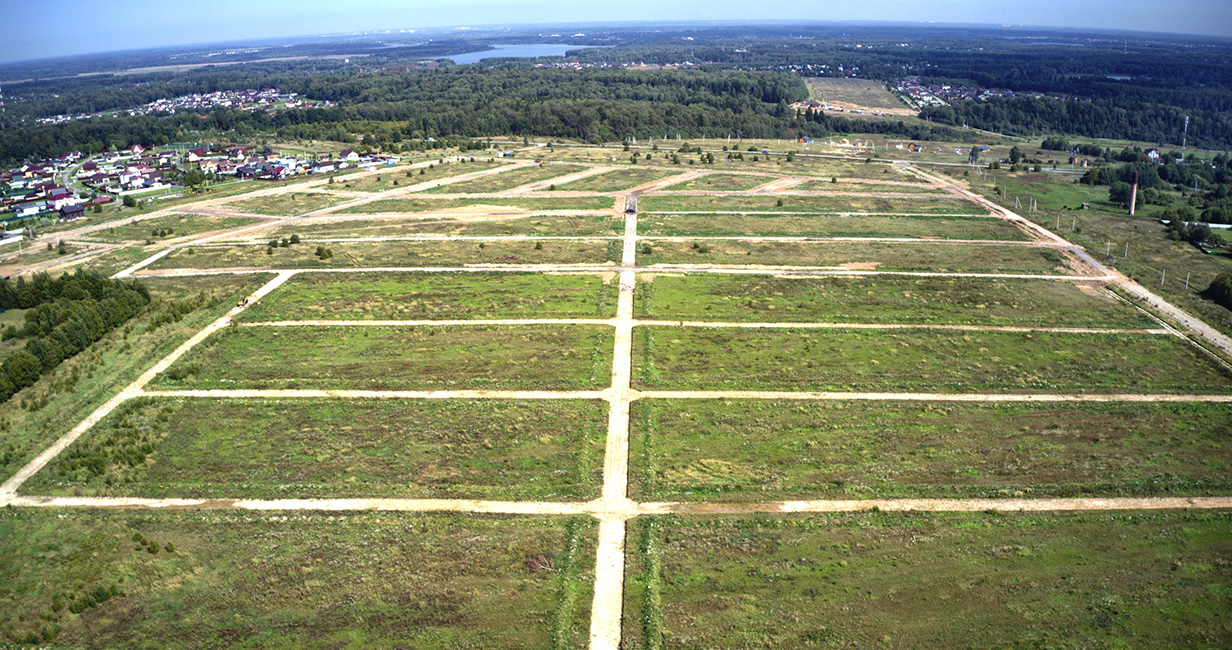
[5,0,1232,65]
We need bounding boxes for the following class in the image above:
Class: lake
[444,44,594,64]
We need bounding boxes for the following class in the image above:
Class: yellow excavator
[237,294,256,308]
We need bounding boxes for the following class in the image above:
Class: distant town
[34,88,335,125]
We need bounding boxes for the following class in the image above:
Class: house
[339,150,360,162]
[1145,148,1161,163]
[130,144,145,155]
[230,147,249,160]
[13,203,43,218]
[312,162,336,174]
[59,203,85,220]
[187,147,208,162]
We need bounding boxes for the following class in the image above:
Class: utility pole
[1072,215,1076,231]
[1124,241,1129,257]
[1185,272,1190,291]
[1161,269,1166,287]
[1182,115,1189,151]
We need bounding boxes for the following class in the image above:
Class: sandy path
[142,388,610,400]
[643,496,1232,514]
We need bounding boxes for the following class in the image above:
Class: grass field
[82,215,264,243]
[623,511,1232,649]
[636,213,1028,240]
[153,325,614,391]
[0,509,595,648]
[548,168,684,192]
[635,274,1160,328]
[631,327,1232,393]
[630,399,1232,500]
[806,77,907,110]
[340,197,616,213]
[226,191,349,216]
[660,173,776,192]
[338,160,507,192]
[239,272,619,321]
[638,240,1075,274]
[638,194,987,215]
[26,397,607,500]
[262,214,623,239]
[421,164,588,194]
[148,238,620,270]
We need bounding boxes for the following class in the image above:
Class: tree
[1109,181,1133,208]
[1206,273,1232,310]
[3,350,42,390]
[122,195,137,208]
[1009,146,1023,164]
[968,148,980,164]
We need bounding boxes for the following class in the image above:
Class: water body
[444,44,594,64]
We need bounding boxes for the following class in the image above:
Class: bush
[1206,273,1232,310]
[289,234,300,244]
[776,198,784,207]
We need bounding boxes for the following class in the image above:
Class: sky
[5,0,1231,64]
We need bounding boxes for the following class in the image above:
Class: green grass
[226,191,349,216]
[340,197,616,213]
[339,160,507,192]
[421,164,588,194]
[0,274,271,484]
[153,325,614,391]
[638,240,1076,274]
[638,194,987,215]
[630,399,1232,500]
[548,168,684,192]
[82,214,264,243]
[630,327,1232,393]
[660,173,776,191]
[240,272,618,321]
[26,397,607,500]
[623,511,1232,650]
[264,214,623,239]
[148,239,620,270]
[636,213,1028,239]
[635,275,1158,327]
[0,509,595,648]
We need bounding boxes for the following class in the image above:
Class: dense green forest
[0,68,970,163]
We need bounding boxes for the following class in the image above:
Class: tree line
[0,270,150,402]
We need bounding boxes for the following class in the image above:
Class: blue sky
[5,0,1231,64]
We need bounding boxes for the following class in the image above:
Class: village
[0,143,398,242]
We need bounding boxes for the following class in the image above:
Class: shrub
[534,241,544,250]
[776,198,784,207]
[1206,273,1232,310]
[289,234,300,244]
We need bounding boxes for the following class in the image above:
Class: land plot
[637,213,1028,240]
[148,238,619,270]
[83,215,264,243]
[638,194,987,214]
[263,214,622,239]
[225,191,349,216]
[771,158,919,180]
[796,179,946,193]
[639,240,1074,274]
[806,77,907,110]
[660,173,777,191]
[341,197,615,213]
[340,160,507,192]
[421,164,587,194]
[27,397,607,500]
[153,324,614,391]
[548,167,683,192]
[240,272,618,321]
[622,511,1232,650]
[630,400,1232,500]
[631,327,1232,393]
[635,275,1157,328]
[0,509,595,649]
